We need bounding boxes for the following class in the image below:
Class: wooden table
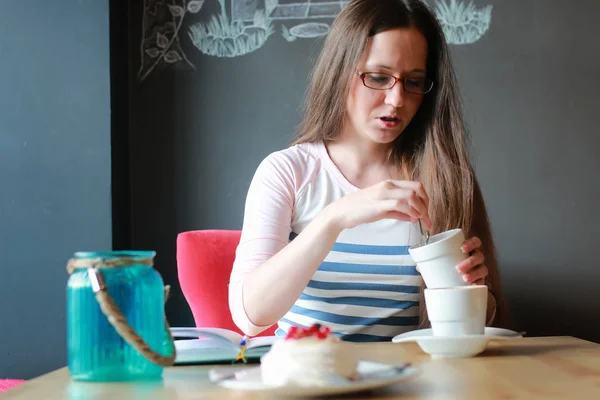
[2,336,600,399]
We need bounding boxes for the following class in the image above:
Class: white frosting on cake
[260,336,358,387]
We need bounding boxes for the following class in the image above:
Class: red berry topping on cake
[286,326,299,340]
[285,326,305,340]
[285,324,332,340]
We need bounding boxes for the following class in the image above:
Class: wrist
[316,204,344,237]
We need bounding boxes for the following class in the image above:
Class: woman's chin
[366,128,403,144]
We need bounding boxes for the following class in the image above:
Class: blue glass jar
[66,251,174,381]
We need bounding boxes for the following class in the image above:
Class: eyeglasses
[356,70,434,94]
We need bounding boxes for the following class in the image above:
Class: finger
[405,190,431,226]
[422,218,433,231]
[383,210,415,222]
[389,180,429,211]
[462,264,488,284]
[472,278,486,286]
[460,237,483,254]
[380,183,432,228]
[380,199,422,220]
[407,197,428,224]
[455,250,485,273]
[385,187,429,221]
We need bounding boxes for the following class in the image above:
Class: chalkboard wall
[129,0,600,342]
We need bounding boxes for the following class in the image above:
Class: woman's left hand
[456,236,488,285]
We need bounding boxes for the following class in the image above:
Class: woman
[229,0,508,341]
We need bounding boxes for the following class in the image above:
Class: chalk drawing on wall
[434,0,492,45]
[282,22,330,42]
[139,0,493,81]
[246,0,346,42]
[231,0,348,21]
[188,0,275,58]
[139,0,205,81]
[187,0,346,57]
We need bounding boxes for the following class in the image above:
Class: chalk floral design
[433,0,493,45]
[138,0,494,81]
[139,0,205,81]
[188,0,274,58]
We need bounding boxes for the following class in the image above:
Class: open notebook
[170,327,280,365]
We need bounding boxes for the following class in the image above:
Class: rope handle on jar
[67,258,176,366]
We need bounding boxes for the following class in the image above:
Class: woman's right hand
[323,179,432,231]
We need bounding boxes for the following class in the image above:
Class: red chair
[0,379,25,393]
[176,230,276,337]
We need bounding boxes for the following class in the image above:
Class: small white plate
[392,327,522,358]
[216,361,420,396]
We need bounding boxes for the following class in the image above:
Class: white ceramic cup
[424,285,488,337]
[408,228,468,289]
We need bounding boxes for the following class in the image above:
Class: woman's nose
[384,82,405,108]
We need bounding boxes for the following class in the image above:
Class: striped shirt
[229,142,423,341]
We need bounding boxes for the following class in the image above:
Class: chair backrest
[0,380,25,392]
[176,230,276,337]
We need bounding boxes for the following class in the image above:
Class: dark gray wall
[129,1,600,342]
[451,0,600,340]
[0,1,112,379]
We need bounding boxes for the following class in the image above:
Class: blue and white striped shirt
[276,222,422,341]
[231,142,423,341]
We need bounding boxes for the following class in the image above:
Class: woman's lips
[377,116,401,128]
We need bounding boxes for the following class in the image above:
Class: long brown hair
[293,0,509,328]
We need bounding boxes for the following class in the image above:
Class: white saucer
[392,327,522,358]
[216,361,420,396]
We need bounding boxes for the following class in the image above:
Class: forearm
[241,212,341,329]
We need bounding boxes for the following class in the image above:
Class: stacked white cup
[409,229,487,337]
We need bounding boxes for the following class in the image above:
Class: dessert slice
[260,324,358,387]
